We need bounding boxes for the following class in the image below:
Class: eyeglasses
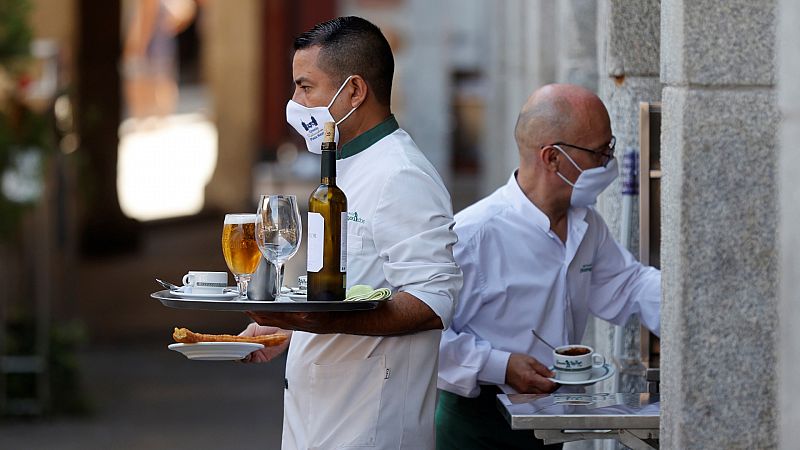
[548,136,616,167]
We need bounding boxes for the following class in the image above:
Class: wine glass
[221,213,261,298]
[255,195,302,301]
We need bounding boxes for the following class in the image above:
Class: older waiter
[240,17,462,449]
[436,84,661,449]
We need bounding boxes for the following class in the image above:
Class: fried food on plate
[172,327,288,346]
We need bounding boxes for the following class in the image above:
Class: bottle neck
[320,148,336,184]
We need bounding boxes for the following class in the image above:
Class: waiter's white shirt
[283,117,462,449]
[438,172,660,398]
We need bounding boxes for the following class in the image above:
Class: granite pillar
[661,0,779,448]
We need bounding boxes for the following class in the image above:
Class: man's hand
[245,311,325,332]
[238,323,291,363]
[505,353,558,394]
[245,292,443,336]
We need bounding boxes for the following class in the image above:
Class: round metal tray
[150,290,384,312]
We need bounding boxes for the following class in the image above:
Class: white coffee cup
[553,344,605,382]
[182,271,228,294]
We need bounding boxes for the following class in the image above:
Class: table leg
[534,429,659,449]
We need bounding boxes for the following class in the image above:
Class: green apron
[435,387,561,450]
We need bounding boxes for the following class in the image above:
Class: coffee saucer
[547,363,616,385]
[169,287,239,300]
[287,292,307,301]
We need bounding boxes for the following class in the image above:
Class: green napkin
[344,284,392,302]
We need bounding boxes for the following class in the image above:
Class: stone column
[556,0,598,92]
[661,1,779,448]
[203,0,263,212]
[402,0,451,183]
[778,0,800,448]
[482,0,556,195]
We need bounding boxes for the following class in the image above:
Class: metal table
[497,392,660,449]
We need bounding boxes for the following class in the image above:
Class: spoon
[531,329,558,352]
[156,278,182,291]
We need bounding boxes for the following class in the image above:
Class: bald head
[514,84,610,165]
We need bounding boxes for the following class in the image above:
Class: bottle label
[307,212,323,272]
[341,212,348,272]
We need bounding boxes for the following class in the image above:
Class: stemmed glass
[255,195,302,301]
[221,213,261,298]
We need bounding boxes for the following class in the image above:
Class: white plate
[168,342,264,361]
[547,363,616,385]
[169,288,239,300]
[287,292,307,301]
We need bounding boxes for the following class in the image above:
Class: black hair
[294,16,394,106]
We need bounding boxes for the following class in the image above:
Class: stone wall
[594,0,662,400]
[660,0,779,447]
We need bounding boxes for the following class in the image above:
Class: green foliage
[0,0,52,242]
[0,0,32,66]
[0,1,86,418]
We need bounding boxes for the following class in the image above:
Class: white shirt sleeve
[587,214,661,337]
[372,167,463,328]
[438,231,510,398]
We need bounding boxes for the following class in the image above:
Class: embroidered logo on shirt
[348,211,366,224]
[580,264,593,273]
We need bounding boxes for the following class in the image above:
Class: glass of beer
[222,213,261,298]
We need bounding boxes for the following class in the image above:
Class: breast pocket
[309,355,386,449]
[347,234,363,255]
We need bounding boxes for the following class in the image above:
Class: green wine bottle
[307,122,347,301]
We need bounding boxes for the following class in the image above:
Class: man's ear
[541,145,560,172]
[348,75,368,108]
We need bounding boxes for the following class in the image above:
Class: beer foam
[224,213,256,225]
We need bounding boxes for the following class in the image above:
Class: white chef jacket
[283,116,463,449]
[437,172,660,398]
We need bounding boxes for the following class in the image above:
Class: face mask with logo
[285,75,358,154]
[554,145,619,207]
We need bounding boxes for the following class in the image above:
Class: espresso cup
[552,345,605,382]
[182,271,228,294]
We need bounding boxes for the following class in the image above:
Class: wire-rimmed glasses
[548,135,616,167]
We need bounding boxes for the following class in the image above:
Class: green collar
[338,115,399,160]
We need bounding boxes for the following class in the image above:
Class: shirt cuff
[477,349,510,385]
[402,288,455,329]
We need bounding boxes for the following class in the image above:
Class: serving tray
[150,290,383,312]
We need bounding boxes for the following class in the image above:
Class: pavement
[0,346,287,449]
[1,216,290,449]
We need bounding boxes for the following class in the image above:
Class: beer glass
[255,195,301,300]
[222,213,261,297]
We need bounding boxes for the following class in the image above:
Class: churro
[172,327,288,346]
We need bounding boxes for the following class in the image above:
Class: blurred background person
[122,0,196,121]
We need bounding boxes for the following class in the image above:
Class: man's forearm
[246,292,444,336]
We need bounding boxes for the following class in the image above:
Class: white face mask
[554,145,619,207]
[285,75,358,154]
